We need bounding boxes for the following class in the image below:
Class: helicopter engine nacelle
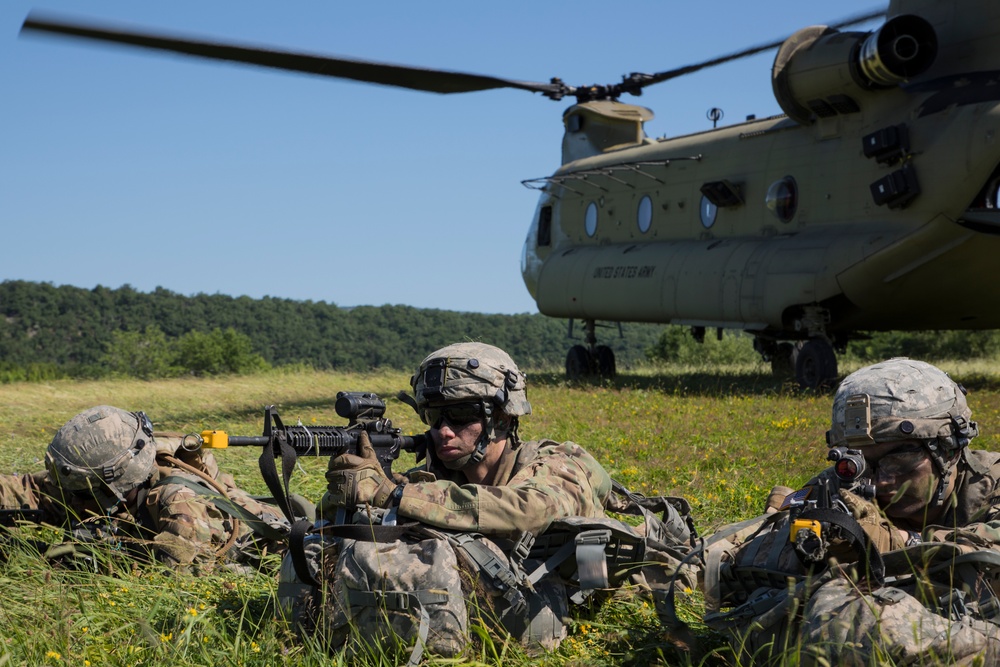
[772,15,937,125]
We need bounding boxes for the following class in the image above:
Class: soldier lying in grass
[703,358,1000,665]
[282,342,695,659]
[0,406,288,571]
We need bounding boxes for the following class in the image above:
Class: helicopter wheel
[770,342,795,379]
[595,345,617,378]
[566,345,594,379]
[792,338,838,389]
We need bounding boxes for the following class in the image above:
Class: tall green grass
[1,362,998,665]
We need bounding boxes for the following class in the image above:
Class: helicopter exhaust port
[857,15,938,87]
[772,15,938,125]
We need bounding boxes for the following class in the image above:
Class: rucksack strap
[156,475,287,544]
[347,589,447,666]
[611,480,696,545]
[654,538,709,646]
[450,533,527,615]
[525,528,617,603]
[316,522,420,542]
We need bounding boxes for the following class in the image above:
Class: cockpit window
[537,206,552,246]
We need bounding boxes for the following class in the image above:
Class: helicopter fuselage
[521,0,1000,351]
[19,0,1000,385]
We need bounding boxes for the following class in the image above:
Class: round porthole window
[637,195,652,233]
[585,202,598,237]
[700,195,718,228]
[766,176,798,223]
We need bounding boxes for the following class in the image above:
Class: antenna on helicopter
[707,108,724,129]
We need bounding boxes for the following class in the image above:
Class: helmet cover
[45,406,157,507]
[411,342,530,423]
[827,358,977,452]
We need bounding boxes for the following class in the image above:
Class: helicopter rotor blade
[22,8,885,104]
[21,14,572,99]
[628,8,885,91]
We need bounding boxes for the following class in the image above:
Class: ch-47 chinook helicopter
[21,0,1000,388]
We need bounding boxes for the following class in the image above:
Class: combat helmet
[45,406,157,512]
[410,342,530,469]
[826,358,977,502]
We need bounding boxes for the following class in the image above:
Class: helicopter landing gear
[566,344,593,379]
[792,338,838,389]
[770,342,795,379]
[755,336,838,389]
[595,345,616,377]
[565,319,617,379]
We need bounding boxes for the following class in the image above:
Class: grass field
[2,361,999,665]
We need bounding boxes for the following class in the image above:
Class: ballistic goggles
[424,402,485,428]
[864,444,929,481]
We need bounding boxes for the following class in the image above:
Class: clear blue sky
[1,1,883,314]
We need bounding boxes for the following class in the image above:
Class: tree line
[0,280,664,381]
[2,280,996,383]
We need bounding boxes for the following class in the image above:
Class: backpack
[278,485,698,662]
[278,512,542,664]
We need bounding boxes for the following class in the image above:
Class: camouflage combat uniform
[0,434,287,570]
[796,448,1000,665]
[304,344,694,656]
[713,359,1000,665]
[396,437,612,539]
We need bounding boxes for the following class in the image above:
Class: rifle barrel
[226,436,269,447]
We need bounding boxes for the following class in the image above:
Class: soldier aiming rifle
[703,358,1000,664]
[185,391,428,524]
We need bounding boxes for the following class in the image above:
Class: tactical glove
[765,485,795,514]
[840,489,906,553]
[324,431,399,509]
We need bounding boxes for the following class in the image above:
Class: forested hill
[0,280,664,373]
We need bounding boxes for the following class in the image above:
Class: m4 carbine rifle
[784,446,881,571]
[185,391,428,522]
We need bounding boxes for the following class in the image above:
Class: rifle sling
[288,518,320,587]
[259,431,298,525]
[798,507,885,586]
[316,522,419,542]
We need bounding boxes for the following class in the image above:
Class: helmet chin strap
[925,415,975,506]
[923,440,956,507]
